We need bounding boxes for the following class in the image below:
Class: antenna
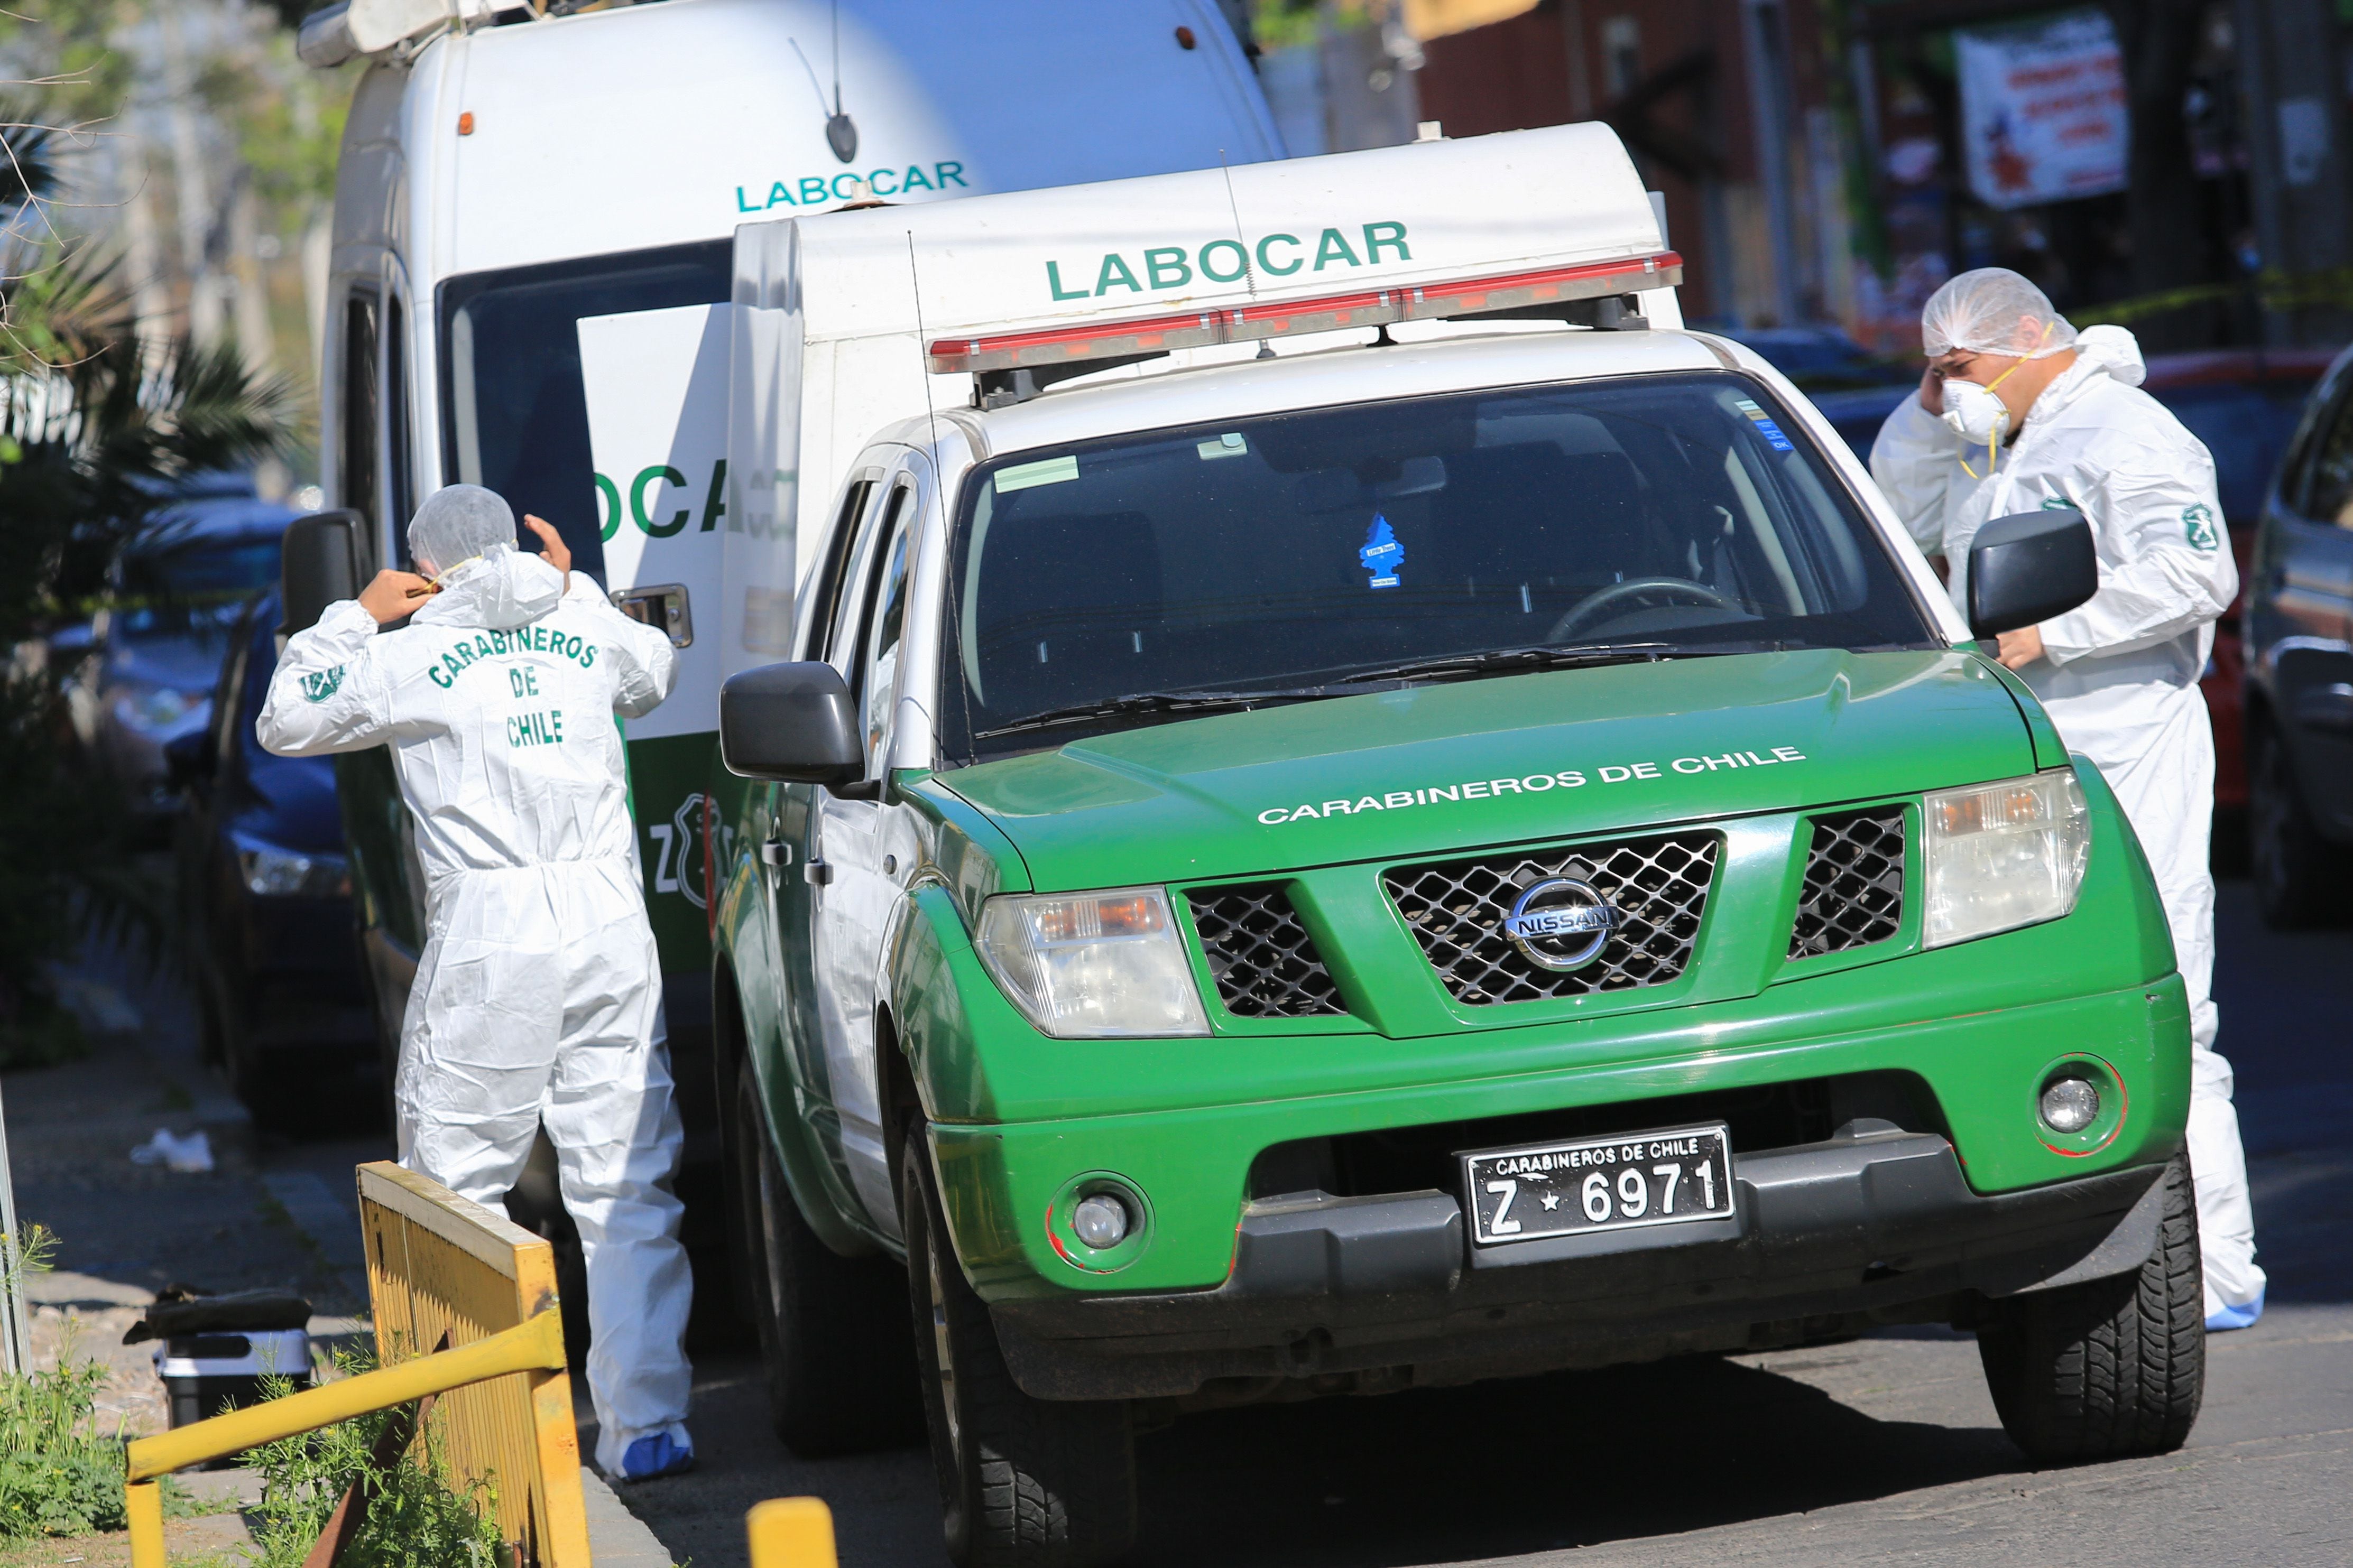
[1218,149,1275,358]
[1216,149,1256,300]
[832,0,842,117]
[908,233,979,764]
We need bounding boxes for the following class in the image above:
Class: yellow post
[746,1497,838,1568]
[124,1479,164,1568]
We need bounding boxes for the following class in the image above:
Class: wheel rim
[926,1241,963,1469]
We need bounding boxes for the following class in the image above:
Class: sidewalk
[13,951,680,1565]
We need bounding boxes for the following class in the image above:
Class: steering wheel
[1547,577,1737,642]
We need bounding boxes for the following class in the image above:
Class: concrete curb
[580,1464,680,1567]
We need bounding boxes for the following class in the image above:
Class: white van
[305,0,1280,1284]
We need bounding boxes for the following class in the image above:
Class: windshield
[941,372,1936,760]
[116,537,280,642]
[438,240,731,578]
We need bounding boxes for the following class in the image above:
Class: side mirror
[280,510,367,636]
[1967,507,2098,638]
[720,661,865,784]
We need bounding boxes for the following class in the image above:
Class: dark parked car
[79,488,297,824]
[1791,346,2330,818]
[167,592,376,1126]
[2246,344,2353,926]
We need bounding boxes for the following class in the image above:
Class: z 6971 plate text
[1461,1125,1733,1247]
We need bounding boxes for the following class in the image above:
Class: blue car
[168,592,377,1127]
[77,483,296,826]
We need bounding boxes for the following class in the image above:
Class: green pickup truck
[707,321,2199,1566]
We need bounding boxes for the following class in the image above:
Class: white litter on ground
[128,1129,213,1174]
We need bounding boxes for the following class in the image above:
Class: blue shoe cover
[620,1432,695,1480]
[2207,1287,2264,1332]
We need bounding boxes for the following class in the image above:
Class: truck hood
[936,650,2040,890]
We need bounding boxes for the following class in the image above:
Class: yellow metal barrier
[746,1497,838,1567]
[124,1311,567,1567]
[120,1163,592,1567]
[356,1161,591,1565]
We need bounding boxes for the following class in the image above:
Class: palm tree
[1,99,293,1063]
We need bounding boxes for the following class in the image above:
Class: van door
[576,301,734,970]
[810,460,926,1237]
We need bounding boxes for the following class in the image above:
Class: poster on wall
[1955,9,2128,210]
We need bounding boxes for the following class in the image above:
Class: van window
[339,292,378,528]
[386,296,414,546]
[943,373,1940,759]
[438,240,732,580]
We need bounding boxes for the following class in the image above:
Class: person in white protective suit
[256,485,702,1471]
[1869,269,2264,1330]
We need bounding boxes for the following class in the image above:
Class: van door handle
[760,839,792,869]
[805,858,834,887]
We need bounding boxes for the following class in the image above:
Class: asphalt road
[23,876,2348,1566]
[607,877,2353,1568]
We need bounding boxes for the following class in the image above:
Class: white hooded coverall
[1871,327,2265,1324]
[257,546,694,1469]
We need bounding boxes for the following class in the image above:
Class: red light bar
[928,251,1684,376]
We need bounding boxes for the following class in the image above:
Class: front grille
[1187,885,1348,1018]
[1789,807,1906,959]
[1384,832,1719,1005]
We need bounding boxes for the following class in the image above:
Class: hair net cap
[409,484,517,576]
[1920,267,2078,359]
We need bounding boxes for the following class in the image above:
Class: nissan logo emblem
[1502,877,1620,971]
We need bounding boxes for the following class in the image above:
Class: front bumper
[990,1133,2167,1402]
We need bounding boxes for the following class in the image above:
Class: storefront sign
[1955,10,2127,211]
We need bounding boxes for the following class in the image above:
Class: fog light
[1072,1193,1130,1249]
[2040,1077,2101,1134]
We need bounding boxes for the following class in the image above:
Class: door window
[803,477,878,663]
[857,487,917,769]
[339,292,379,529]
[2297,381,2353,528]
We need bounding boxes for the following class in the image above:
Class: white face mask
[1941,377,2010,444]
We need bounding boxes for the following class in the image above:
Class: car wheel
[901,1121,1136,1568]
[1975,1154,2204,1463]
[2249,719,2351,929]
[733,1060,921,1455]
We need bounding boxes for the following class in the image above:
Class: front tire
[1976,1155,2205,1463]
[902,1123,1136,1567]
[733,1060,921,1455]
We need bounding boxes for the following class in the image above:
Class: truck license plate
[1461,1125,1733,1247]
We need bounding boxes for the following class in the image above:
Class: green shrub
[242,1358,509,1568]
[0,1354,132,1537]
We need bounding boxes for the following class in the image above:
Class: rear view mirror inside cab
[1967,507,2098,638]
[1293,455,1450,513]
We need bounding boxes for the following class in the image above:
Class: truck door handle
[760,838,792,868]
[805,858,834,887]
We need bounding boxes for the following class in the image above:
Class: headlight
[1922,768,2089,948]
[974,887,1209,1039]
[235,837,352,899]
[116,686,202,736]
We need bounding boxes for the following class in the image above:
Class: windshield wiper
[1336,642,1678,684]
[973,686,1357,742]
[970,642,1757,745]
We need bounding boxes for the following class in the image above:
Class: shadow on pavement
[1128,1352,2020,1566]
